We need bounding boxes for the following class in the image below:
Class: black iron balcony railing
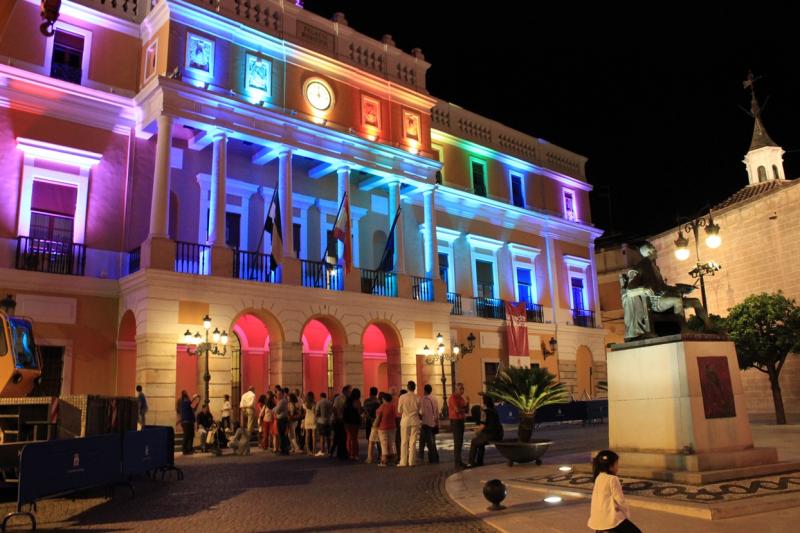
[361,269,396,297]
[234,249,277,283]
[127,246,141,275]
[301,260,343,291]
[572,309,596,328]
[412,276,433,302]
[15,236,86,276]
[447,292,462,316]
[475,296,506,320]
[525,302,544,323]
[175,241,210,275]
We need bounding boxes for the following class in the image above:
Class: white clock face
[305,80,332,111]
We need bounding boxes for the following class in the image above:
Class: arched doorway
[302,317,347,397]
[232,313,271,397]
[116,310,137,395]
[362,322,402,393]
[575,345,593,400]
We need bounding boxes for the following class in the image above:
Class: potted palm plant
[485,366,569,466]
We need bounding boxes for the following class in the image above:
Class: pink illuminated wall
[234,314,270,395]
[115,310,137,395]
[362,324,388,392]
[303,319,331,396]
[175,346,198,400]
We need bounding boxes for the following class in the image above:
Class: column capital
[337,165,351,176]
[279,148,293,158]
[212,131,228,142]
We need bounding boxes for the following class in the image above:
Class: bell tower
[742,71,786,185]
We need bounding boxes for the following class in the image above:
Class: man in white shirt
[240,386,256,435]
[419,384,440,464]
[397,380,422,467]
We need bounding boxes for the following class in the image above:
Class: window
[432,145,443,184]
[30,181,77,243]
[144,40,158,82]
[758,166,767,182]
[32,346,64,396]
[571,276,585,310]
[563,189,577,221]
[483,361,500,388]
[476,260,494,298]
[471,160,487,197]
[325,229,338,262]
[438,252,450,291]
[516,267,533,305]
[511,173,524,208]
[51,30,84,84]
[225,213,241,249]
[293,223,302,259]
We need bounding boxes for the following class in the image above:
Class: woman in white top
[303,392,317,455]
[587,450,641,533]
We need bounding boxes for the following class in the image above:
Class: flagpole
[378,206,401,272]
[253,187,278,277]
[321,192,347,263]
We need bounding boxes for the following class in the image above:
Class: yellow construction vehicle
[0,310,42,397]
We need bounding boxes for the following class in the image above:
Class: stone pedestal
[608,334,797,483]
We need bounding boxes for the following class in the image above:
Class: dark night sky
[302,2,800,240]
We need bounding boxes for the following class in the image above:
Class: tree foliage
[725,292,800,372]
[484,366,569,415]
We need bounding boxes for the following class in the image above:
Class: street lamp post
[424,332,475,418]
[673,214,722,312]
[184,315,228,406]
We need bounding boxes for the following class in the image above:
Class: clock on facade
[304,78,333,111]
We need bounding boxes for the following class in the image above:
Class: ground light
[544,496,563,504]
[558,465,573,472]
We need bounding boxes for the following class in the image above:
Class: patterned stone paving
[513,471,800,503]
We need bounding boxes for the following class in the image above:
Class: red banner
[505,301,529,357]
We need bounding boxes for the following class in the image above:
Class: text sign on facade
[296,22,335,54]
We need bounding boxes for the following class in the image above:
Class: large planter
[494,439,553,466]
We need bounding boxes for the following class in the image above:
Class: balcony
[127,246,141,275]
[361,269,397,297]
[234,249,278,283]
[447,292,463,315]
[572,309,596,328]
[301,260,343,291]
[411,276,434,302]
[175,241,210,275]
[15,236,86,276]
[525,302,544,323]
[475,296,506,320]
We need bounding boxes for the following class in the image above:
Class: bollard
[483,479,507,511]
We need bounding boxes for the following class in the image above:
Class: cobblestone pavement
[0,423,608,532]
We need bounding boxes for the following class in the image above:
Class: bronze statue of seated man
[621,242,709,341]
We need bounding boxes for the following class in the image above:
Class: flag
[378,207,400,272]
[333,193,352,274]
[264,188,282,271]
[505,301,529,365]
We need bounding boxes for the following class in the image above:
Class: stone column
[400,346,418,389]
[278,150,294,258]
[422,189,439,279]
[336,166,350,262]
[545,234,561,324]
[149,114,173,239]
[269,341,303,391]
[388,179,405,273]
[208,133,227,246]
[341,344,364,391]
[141,115,177,270]
[589,242,603,328]
[136,332,179,426]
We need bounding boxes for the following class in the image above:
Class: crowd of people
[172,379,504,468]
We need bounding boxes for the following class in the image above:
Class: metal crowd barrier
[1,426,181,531]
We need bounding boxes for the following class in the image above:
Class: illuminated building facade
[0,0,604,423]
